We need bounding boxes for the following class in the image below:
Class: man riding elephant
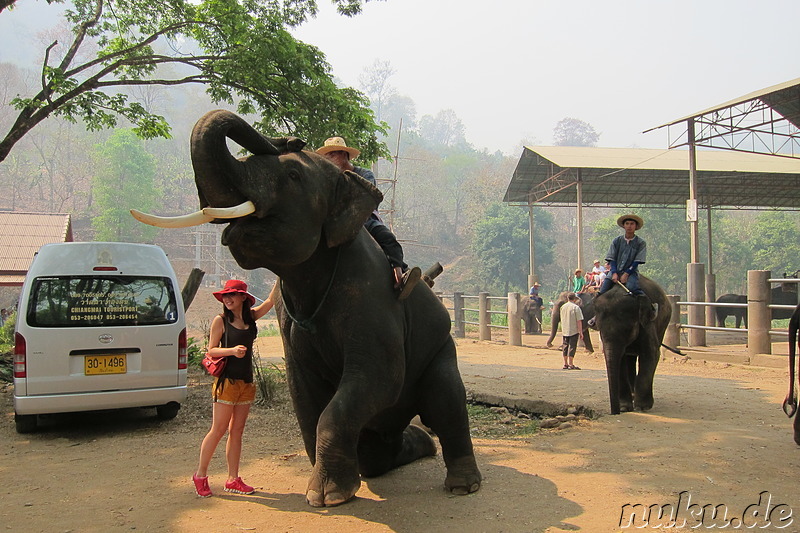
[523,283,543,334]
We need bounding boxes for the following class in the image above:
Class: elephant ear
[323,170,384,248]
[637,295,654,328]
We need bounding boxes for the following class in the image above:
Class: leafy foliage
[91,129,159,241]
[0,0,388,163]
[472,203,554,294]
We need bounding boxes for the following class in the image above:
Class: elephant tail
[660,343,685,356]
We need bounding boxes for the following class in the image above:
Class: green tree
[472,203,554,294]
[0,0,388,163]
[749,211,800,275]
[91,129,159,242]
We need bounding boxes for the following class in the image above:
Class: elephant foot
[619,401,634,413]
[305,467,361,507]
[444,455,482,496]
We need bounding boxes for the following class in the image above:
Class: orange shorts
[212,379,256,405]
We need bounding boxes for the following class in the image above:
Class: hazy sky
[292,0,800,154]
[2,0,798,156]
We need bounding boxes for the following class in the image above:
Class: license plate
[85,354,127,375]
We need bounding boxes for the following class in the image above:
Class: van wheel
[156,402,181,420]
[15,414,37,434]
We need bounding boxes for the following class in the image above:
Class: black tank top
[220,317,257,382]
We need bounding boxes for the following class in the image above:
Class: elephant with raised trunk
[592,276,671,415]
[132,110,481,507]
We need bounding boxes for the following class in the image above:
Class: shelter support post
[479,292,491,341]
[508,292,522,346]
[687,119,700,263]
[528,203,537,288]
[663,294,681,357]
[575,170,584,270]
[687,262,706,346]
[705,273,716,328]
[747,270,771,356]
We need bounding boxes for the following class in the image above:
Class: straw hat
[213,279,256,307]
[316,137,360,160]
[617,213,644,229]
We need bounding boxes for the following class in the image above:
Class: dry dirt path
[1,334,798,532]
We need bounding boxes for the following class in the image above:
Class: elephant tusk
[202,201,256,219]
[130,209,214,228]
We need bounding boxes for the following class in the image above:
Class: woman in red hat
[192,279,278,497]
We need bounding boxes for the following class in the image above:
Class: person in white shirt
[559,293,584,370]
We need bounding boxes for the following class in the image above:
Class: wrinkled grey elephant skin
[592,276,671,415]
[546,292,595,353]
[190,110,481,507]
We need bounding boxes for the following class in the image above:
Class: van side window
[27,276,178,327]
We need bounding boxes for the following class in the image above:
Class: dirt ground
[1,324,799,532]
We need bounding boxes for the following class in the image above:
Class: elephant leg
[304,354,405,507]
[735,314,742,329]
[358,424,436,478]
[582,326,594,353]
[546,305,561,347]
[603,347,623,415]
[633,344,659,411]
[417,343,482,495]
[794,414,800,446]
[618,355,636,412]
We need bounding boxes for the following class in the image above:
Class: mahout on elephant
[522,296,543,334]
[547,291,595,353]
[782,303,800,446]
[715,293,747,328]
[132,110,481,506]
[591,276,671,415]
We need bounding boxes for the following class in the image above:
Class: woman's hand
[232,345,247,358]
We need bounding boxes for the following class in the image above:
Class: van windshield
[27,276,179,328]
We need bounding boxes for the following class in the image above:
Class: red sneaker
[192,474,212,498]
[224,477,255,495]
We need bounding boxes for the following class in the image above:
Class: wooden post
[747,270,771,356]
[453,292,465,338]
[479,292,491,341]
[508,292,521,346]
[663,294,681,357]
[687,262,706,346]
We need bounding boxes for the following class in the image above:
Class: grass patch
[466,404,540,439]
[258,323,281,337]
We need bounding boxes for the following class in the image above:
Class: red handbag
[202,320,228,377]
[202,354,226,377]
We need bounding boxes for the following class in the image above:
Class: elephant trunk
[190,110,282,209]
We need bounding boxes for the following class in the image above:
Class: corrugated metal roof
[504,146,800,208]
[0,212,73,285]
[647,77,800,131]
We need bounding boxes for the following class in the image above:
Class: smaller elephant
[592,276,671,415]
[783,303,800,446]
[522,297,543,334]
[546,292,595,353]
[715,293,747,328]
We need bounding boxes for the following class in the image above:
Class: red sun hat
[213,279,256,306]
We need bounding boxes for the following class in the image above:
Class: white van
[13,242,188,433]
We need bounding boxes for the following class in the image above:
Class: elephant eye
[288,169,301,181]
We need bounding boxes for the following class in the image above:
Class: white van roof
[30,242,175,277]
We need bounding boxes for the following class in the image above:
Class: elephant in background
[715,286,798,328]
[139,110,481,506]
[592,276,671,415]
[522,296,543,334]
[546,292,595,353]
[716,293,747,328]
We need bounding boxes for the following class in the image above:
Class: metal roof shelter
[0,212,73,286]
[504,145,800,209]
[645,77,800,159]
